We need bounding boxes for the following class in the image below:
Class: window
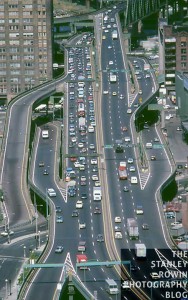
[0,48,5,52]
[24,55,34,60]
[10,70,20,75]
[23,40,33,45]
[9,12,19,16]
[23,25,33,30]
[23,11,32,16]
[10,63,20,68]
[10,55,20,60]
[0,78,6,82]
[25,70,34,75]
[23,47,34,53]
[9,48,19,53]
[9,25,19,30]
[181,56,187,61]
[181,42,186,47]
[9,19,19,24]
[0,33,5,38]
[0,55,6,60]
[9,5,18,9]
[23,18,32,23]
[9,40,20,45]
[181,62,187,68]
[181,49,187,54]
[25,62,34,67]
[0,26,4,30]
[0,63,6,68]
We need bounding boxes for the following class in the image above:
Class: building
[176,71,188,120]
[0,0,53,103]
[158,20,188,95]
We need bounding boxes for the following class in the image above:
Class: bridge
[54,0,187,38]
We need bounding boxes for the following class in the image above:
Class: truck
[118,165,127,180]
[76,254,88,269]
[77,103,85,117]
[42,130,49,139]
[112,30,118,39]
[105,279,119,295]
[127,218,139,239]
[78,117,86,132]
[110,72,117,83]
[93,187,102,201]
[135,243,146,258]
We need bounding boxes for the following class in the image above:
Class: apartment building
[158,20,188,95]
[0,0,53,102]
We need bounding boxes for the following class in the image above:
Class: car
[123,186,129,192]
[55,206,62,213]
[122,281,131,289]
[109,60,113,65]
[94,207,101,214]
[119,94,124,99]
[80,175,86,182]
[154,137,159,142]
[131,264,138,271]
[103,90,109,94]
[47,188,56,197]
[55,246,64,253]
[138,89,142,94]
[125,136,131,142]
[127,158,133,164]
[74,161,80,168]
[145,74,150,78]
[71,136,76,143]
[56,216,63,223]
[43,169,49,175]
[97,234,104,242]
[1,230,14,237]
[108,45,112,49]
[89,144,95,150]
[129,166,136,172]
[72,210,79,217]
[142,223,149,230]
[81,148,87,153]
[133,103,139,108]
[81,193,87,199]
[79,222,86,229]
[102,35,106,40]
[165,115,171,120]
[112,92,117,96]
[115,216,121,223]
[151,155,156,161]
[92,175,99,181]
[150,272,160,280]
[76,200,83,208]
[88,125,94,133]
[127,108,132,114]
[135,71,140,75]
[143,123,149,129]
[165,212,175,219]
[78,143,84,148]
[69,143,74,148]
[137,76,142,80]
[90,121,96,127]
[92,166,98,172]
[91,158,97,165]
[95,181,101,186]
[176,236,185,242]
[176,127,182,131]
[38,161,44,167]
[136,205,144,214]
[171,221,182,227]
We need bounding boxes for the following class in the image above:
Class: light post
[38,231,41,248]
[23,246,26,258]
[5,279,8,298]
[9,279,11,295]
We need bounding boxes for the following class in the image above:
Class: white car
[76,200,83,209]
[95,181,101,187]
[1,230,14,237]
[103,90,109,94]
[89,144,95,150]
[79,222,86,229]
[74,161,80,168]
[47,188,56,197]
[115,232,122,239]
[125,136,131,142]
[109,60,113,65]
[91,158,97,165]
[165,115,171,120]
[138,90,142,94]
[90,121,96,127]
[112,92,117,96]
[71,137,77,143]
[108,45,112,49]
[129,166,136,172]
[145,74,150,78]
[115,216,121,223]
[78,143,84,148]
[150,272,160,279]
[127,108,132,114]
[88,125,94,133]
[120,94,124,99]
[92,175,99,181]
[127,158,133,164]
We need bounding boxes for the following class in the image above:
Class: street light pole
[38,231,41,248]
[23,246,26,258]
[5,279,8,298]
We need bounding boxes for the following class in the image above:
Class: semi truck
[42,130,49,139]
[93,187,102,201]
[105,279,119,294]
[76,254,88,269]
[118,162,127,180]
[112,30,118,39]
[135,243,146,258]
[127,218,139,239]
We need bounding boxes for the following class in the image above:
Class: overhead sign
[148,104,163,111]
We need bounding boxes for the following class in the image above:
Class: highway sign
[153,144,164,149]
[104,145,113,149]
[148,104,163,111]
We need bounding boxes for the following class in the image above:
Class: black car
[56,206,62,213]
[94,207,101,214]
[72,210,79,217]
[81,193,87,199]
[150,156,156,161]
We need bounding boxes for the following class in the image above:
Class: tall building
[0,0,53,102]
[176,71,188,120]
[158,20,188,95]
